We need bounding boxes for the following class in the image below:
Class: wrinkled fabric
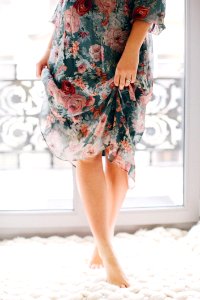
[39,0,166,189]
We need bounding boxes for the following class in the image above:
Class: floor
[0,221,200,299]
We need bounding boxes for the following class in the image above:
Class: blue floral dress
[39,0,166,189]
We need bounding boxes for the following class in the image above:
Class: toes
[90,263,103,269]
[97,264,103,269]
[91,264,97,269]
[120,279,130,288]
[89,263,96,269]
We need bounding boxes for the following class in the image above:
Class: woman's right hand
[36,28,55,79]
[36,51,50,79]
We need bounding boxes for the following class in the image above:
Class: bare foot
[99,244,130,288]
[105,255,130,288]
[89,247,104,268]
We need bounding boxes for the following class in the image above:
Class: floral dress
[39,0,166,189]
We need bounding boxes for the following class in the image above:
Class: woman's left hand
[114,48,140,90]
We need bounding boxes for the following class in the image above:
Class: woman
[36,0,166,288]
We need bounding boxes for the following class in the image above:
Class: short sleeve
[49,0,62,25]
[129,0,166,35]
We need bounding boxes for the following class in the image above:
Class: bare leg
[89,150,129,268]
[75,152,130,288]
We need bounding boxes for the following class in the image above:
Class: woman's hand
[114,19,151,90]
[36,50,50,79]
[36,28,55,78]
[114,48,140,90]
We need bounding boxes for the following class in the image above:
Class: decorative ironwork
[0,64,183,169]
[138,78,183,150]
[0,79,46,152]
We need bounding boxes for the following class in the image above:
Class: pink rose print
[80,124,89,137]
[86,96,95,106]
[55,65,68,77]
[61,80,76,95]
[66,94,87,115]
[82,143,98,157]
[89,44,104,62]
[46,113,55,128]
[121,139,132,152]
[128,84,136,102]
[46,79,72,108]
[139,91,153,106]
[95,0,116,14]
[94,113,108,136]
[54,90,71,107]
[64,7,81,34]
[79,31,89,38]
[132,6,150,20]
[47,80,57,97]
[77,63,87,74]
[95,0,116,25]
[51,108,66,124]
[73,0,92,16]
[104,28,129,52]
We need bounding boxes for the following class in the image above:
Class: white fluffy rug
[1,222,200,300]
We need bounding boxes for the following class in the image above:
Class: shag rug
[1,222,200,300]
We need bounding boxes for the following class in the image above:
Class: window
[0,0,199,238]
[0,0,73,211]
[123,0,185,209]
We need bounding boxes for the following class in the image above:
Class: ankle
[94,230,114,252]
[97,241,116,259]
